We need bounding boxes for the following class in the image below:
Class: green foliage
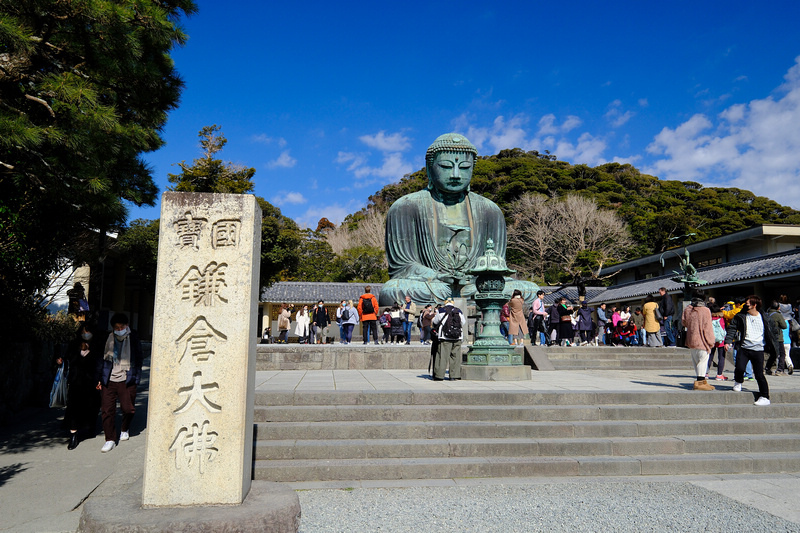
[256,197,301,287]
[115,219,161,290]
[291,229,338,282]
[167,125,255,194]
[0,0,196,339]
[332,246,389,283]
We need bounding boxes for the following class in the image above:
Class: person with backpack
[340,299,359,344]
[431,298,466,381]
[379,308,392,344]
[358,286,380,345]
[681,293,716,391]
[706,304,728,380]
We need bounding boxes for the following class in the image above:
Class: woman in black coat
[557,300,575,346]
[59,322,102,450]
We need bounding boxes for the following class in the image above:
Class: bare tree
[507,193,554,281]
[507,193,634,282]
[326,208,387,265]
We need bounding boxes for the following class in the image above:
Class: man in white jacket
[432,298,466,381]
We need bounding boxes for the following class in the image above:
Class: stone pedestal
[142,192,261,507]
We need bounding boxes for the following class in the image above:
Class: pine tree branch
[25,94,56,118]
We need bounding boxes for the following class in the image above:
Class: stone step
[254,418,800,441]
[549,360,691,370]
[253,452,800,481]
[253,434,800,461]
[254,390,800,407]
[545,351,689,361]
[254,403,800,423]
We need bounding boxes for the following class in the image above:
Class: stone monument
[379,133,539,307]
[143,192,261,506]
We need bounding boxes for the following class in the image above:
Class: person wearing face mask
[312,300,330,344]
[96,313,143,452]
[59,322,102,450]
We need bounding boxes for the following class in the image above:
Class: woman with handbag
[59,322,102,450]
[643,294,663,347]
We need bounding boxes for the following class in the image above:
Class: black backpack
[441,307,462,339]
[341,308,350,321]
[361,296,374,315]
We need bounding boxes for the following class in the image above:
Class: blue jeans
[500,322,508,339]
[403,320,412,342]
[664,315,676,346]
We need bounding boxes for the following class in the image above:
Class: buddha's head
[425,133,478,195]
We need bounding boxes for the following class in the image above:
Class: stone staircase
[544,346,696,370]
[252,389,800,482]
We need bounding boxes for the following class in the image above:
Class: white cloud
[294,200,363,229]
[337,130,415,184]
[359,131,411,152]
[643,56,800,208]
[638,98,649,107]
[252,134,287,147]
[605,100,634,127]
[267,150,297,169]
[454,112,606,165]
[271,191,307,206]
[555,133,608,166]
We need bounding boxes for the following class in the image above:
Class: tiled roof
[539,286,607,306]
[591,248,800,303]
[260,282,384,304]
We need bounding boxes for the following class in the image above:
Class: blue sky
[131,0,800,228]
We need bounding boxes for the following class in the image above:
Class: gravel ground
[297,482,800,532]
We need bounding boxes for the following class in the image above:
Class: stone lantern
[462,239,531,381]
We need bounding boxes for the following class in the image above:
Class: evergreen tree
[0,0,196,337]
[167,125,255,194]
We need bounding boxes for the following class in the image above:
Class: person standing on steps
[681,293,716,391]
[507,289,528,346]
[724,295,777,406]
[97,313,143,453]
[358,286,380,345]
[432,298,466,381]
[643,295,663,347]
[401,295,417,345]
[659,287,676,346]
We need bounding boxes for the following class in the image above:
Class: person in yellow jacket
[722,297,753,380]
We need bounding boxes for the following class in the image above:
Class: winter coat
[508,297,528,336]
[724,309,780,356]
[681,302,715,353]
[643,301,660,333]
[576,306,594,331]
[357,293,379,321]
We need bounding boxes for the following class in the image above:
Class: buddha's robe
[379,189,538,307]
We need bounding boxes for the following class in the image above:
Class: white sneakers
[120,431,129,441]
[101,441,115,453]
[754,397,771,406]
[732,382,742,392]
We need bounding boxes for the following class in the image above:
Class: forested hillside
[363,148,800,260]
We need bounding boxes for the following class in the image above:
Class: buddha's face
[428,151,473,194]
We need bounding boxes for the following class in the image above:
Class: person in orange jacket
[358,285,380,345]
